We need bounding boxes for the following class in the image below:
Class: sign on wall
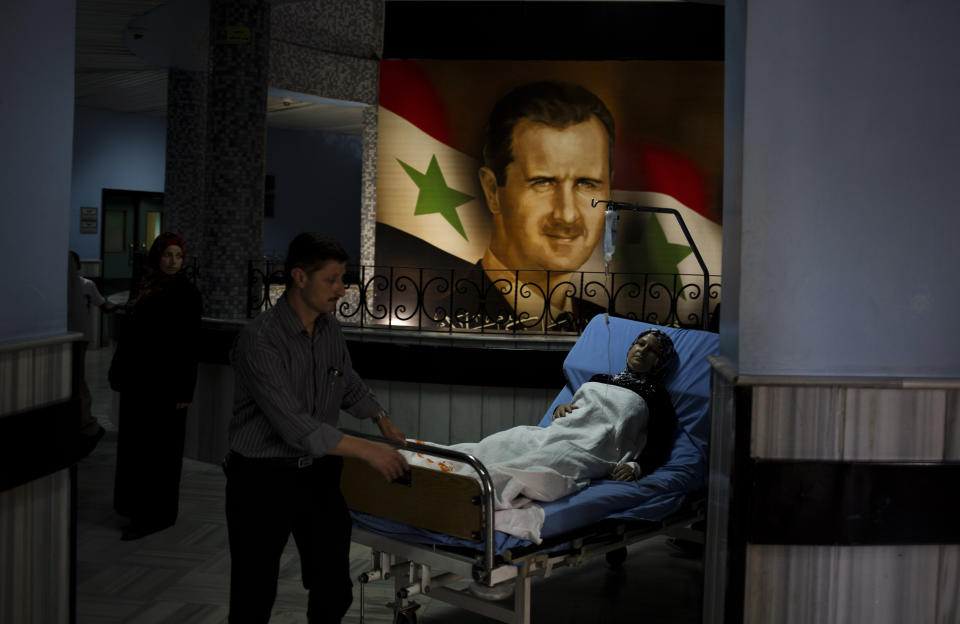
[79,206,98,234]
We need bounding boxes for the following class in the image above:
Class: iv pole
[592,199,712,330]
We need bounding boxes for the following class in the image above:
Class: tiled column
[360,104,378,266]
[163,69,207,259]
[269,0,381,266]
[203,0,270,318]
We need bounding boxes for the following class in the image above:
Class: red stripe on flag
[614,139,717,223]
[380,60,453,147]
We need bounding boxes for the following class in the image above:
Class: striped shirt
[229,294,381,458]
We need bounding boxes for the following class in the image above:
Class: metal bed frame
[343,433,705,624]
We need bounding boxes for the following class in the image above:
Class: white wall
[264,127,363,259]
[732,0,960,377]
[0,1,76,342]
[69,106,168,260]
[69,107,364,263]
[719,0,746,367]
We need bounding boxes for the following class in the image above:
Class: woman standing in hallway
[112,232,203,541]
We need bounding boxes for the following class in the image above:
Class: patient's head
[626,329,677,379]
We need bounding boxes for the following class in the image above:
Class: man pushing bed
[225,233,410,624]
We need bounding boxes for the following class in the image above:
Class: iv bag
[603,209,618,262]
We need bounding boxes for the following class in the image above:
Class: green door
[100,189,164,295]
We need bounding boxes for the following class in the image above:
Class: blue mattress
[352,315,719,552]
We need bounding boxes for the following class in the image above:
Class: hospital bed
[340,315,719,624]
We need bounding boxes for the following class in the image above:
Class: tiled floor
[76,347,704,623]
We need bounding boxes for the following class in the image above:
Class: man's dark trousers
[225,454,353,623]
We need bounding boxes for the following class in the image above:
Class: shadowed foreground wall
[707,1,960,623]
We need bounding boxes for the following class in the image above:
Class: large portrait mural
[375,59,723,331]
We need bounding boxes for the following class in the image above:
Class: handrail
[593,199,711,330]
[341,429,498,582]
[247,261,721,332]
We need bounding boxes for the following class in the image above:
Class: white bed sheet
[351,315,719,553]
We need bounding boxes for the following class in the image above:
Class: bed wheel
[605,546,628,568]
[394,611,418,624]
[393,601,420,624]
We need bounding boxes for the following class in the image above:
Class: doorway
[100,189,164,296]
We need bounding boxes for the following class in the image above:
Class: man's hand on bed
[361,441,410,482]
[610,462,640,481]
[330,435,410,482]
[552,403,579,420]
[377,415,407,445]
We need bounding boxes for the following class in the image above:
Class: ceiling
[75,0,722,134]
[75,0,366,134]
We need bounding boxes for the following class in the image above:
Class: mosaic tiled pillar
[163,69,207,261]
[203,0,270,319]
[270,0,382,266]
[360,104,378,267]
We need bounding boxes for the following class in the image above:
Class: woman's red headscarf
[147,232,186,270]
[133,232,187,304]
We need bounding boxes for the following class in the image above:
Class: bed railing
[248,262,721,333]
[342,430,499,582]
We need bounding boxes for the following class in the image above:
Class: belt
[226,451,314,470]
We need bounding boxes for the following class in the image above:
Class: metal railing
[594,199,712,332]
[248,261,721,334]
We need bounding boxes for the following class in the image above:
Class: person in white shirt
[67,251,117,439]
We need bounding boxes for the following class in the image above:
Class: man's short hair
[482,81,616,186]
[284,233,349,288]
[69,250,81,271]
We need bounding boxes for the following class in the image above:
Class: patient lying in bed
[401,328,679,542]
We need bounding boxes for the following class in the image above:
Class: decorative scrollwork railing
[247,261,722,335]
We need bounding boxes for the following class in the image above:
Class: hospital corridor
[74,346,704,624]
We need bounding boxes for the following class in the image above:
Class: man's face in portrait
[480,115,611,272]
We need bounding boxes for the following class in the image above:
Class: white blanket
[400,381,648,543]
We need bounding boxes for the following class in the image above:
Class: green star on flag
[615,214,693,294]
[397,155,474,240]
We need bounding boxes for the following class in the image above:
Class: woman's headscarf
[131,232,186,304]
[609,328,677,388]
[591,328,680,477]
[633,329,676,380]
[147,232,186,270]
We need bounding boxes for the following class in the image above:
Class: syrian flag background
[376,59,724,279]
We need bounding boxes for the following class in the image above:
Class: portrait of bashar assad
[477,81,614,275]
